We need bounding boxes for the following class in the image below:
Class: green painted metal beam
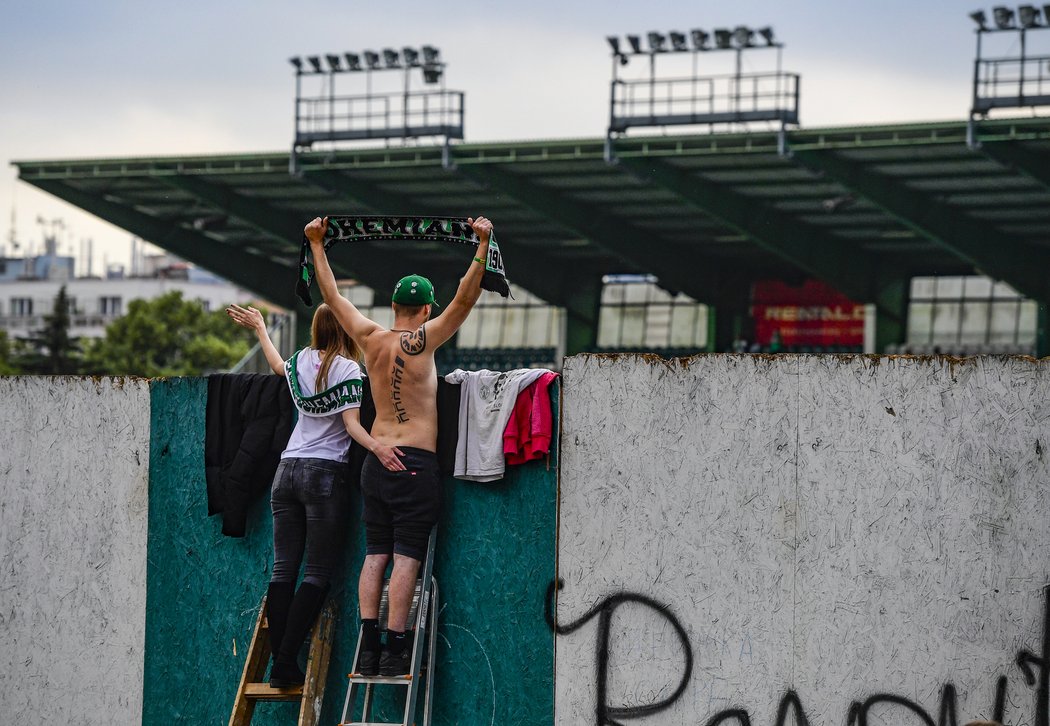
[872,273,909,353]
[1038,304,1049,358]
[24,178,301,310]
[155,173,401,299]
[563,274,603,355]
[979,140,1050,194]
[157,174,304,246]
[791,148,1050,304]
[454,163,728,305]
[616,156,898,304]
[301,168,602,331]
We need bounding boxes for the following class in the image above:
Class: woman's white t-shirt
[281,348,363,463]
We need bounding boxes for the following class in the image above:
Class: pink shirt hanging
[503,372,558,466]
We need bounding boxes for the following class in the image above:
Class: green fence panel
[145,377,557,726]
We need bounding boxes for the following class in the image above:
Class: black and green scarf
[284,349,363,416]
[296,216,510,306]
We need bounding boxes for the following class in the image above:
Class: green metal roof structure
[13,117,1050,354]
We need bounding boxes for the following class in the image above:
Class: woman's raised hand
[226,304,266,333]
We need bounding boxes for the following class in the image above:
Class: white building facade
[0,276,253,340]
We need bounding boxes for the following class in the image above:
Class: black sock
[361,619,380,652]
[386,629,408,656]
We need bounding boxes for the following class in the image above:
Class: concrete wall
[556,354,1050,726]
[0,377,150,724]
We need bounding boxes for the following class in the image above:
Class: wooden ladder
[229,593,337,726]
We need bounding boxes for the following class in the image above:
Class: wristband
[473,256,486,265]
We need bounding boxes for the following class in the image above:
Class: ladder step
[340,722,414,726]
[242,682,304,701]
[345,673,413,685]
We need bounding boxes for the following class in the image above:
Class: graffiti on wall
[547,579,1050,726]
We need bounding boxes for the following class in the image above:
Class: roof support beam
[615,156,902,306]
[301,168,602,329]
[564,274,603,355]
[155,173,399,298]
[979,140,1050,194]
[24,178,301,309]
[454,164,728,305]
[791,148,1050,303]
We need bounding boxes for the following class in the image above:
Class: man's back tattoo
[400,326,426,356]
[391,355,410,424]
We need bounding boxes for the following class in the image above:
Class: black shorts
[360,447,442,561]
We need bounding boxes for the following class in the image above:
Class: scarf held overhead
[296,216,510,306]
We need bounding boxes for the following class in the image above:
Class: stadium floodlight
[669,31,688,51]
[307,56,323,73]
[364,51,381,69]
[690,29,710,49]
[607,36,621,54]
[403,47,421,66]
[422,45,440,63]
[382,49,401,67]
[758,27,776,45]
[325,54,342,72]
[627,34,643,53]
[733,26,755,47]
[344,52,362,71]
[993,6,1016,27]
[969,10,989,29]
[289,56,303,71]
[714,28,732,49]
[422,63,443,84]
[1019,4,1041,26]
[647,31,667,52]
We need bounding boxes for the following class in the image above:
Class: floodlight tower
[289,45,463,172]
[604,24,799,160]
[967,5,1050,146]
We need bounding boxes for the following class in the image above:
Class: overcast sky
[0,0,1037,269]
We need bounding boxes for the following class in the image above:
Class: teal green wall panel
[145,377,557,725]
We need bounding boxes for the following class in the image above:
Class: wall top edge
[565,352,1047,370]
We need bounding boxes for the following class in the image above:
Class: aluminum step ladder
[338,527,438,726]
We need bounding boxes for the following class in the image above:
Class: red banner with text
[752,280,864,347]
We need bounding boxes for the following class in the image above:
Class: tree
[15,285,82,374]
[84,290,256,376]
[0,330,20,375]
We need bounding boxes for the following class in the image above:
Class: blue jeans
[270,457,350,588]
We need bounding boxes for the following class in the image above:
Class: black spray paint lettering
[544,579,693,726]
[391,355,409,424]
[548,580,1050,726]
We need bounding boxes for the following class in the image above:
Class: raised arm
[305,216,383,343]
[426,215,493,348]
[226,304,285,375]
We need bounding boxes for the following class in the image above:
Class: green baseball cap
[392,274,439,306]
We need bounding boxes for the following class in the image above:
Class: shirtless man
[304,214,493,676]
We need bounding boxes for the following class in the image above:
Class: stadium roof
[13,117,1050,350]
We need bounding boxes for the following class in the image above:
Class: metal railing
[230,313,297,374]
[973,55,1050,112]
[295,90,465,144]
[610,71,799,131]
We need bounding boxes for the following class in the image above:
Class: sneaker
[357,649,380,676]
[379,648,411,677]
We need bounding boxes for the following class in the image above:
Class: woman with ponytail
[226,302,403,688]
